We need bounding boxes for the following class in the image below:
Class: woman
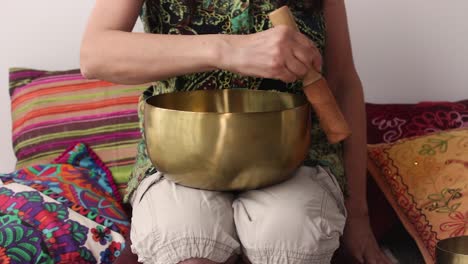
[81,0,391,263]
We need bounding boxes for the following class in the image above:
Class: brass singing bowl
[436,236,468,264]
[144,89,311,191]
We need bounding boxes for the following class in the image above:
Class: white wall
[347,0,468,103]
[0,1,144,173]
[1,0,467,172]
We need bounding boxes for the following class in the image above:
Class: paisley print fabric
[125,0,345,202]
[0,183,126,264]
[0,143,129,263]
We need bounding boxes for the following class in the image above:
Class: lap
[130,167,346,264]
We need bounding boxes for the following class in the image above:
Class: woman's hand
[343,214,394,264]
[219,26,322,83]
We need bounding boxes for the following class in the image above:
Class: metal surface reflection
[144,89,311,191]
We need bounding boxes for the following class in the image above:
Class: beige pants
[130,166,346,264]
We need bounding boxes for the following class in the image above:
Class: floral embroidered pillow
[368,128,468,263]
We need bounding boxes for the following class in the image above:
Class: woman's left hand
[342,214,394,264]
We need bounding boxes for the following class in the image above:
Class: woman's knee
[234,188,346,263]
[178,255,238,264]
[240,201,338,245]
[130,177,240,264]
[236,201,346,264]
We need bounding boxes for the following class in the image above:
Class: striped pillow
[9,68,149,196]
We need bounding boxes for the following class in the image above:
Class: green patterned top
[124,0,345,203]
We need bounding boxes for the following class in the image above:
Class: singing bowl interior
[144,89,311,191]
[436,236,468,264]
[147,88,308,113]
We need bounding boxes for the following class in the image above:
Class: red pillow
[366,100,468,144]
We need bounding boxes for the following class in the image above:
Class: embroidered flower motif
[100,241,123,263]
[425,188,462,213]
[408,111,464,136]
[440,211,468,237]
[371,117,406,143]
[91,225,112,245]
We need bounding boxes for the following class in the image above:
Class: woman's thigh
[130,172,240,264]
[233,166,347,264]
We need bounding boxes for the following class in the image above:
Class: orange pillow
[368,128,468,263]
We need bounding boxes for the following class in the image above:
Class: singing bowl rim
[143,89,311,191]
[144,88,310,115]
[436,236,468,256]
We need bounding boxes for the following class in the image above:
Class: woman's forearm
[81,0,317,86]
[80,31,231,84]
[334,71,369,216]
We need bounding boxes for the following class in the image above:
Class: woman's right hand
[219,25,322,83]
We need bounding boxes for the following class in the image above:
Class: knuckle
[311,53,323,67]
[269,55,283,69]
[299,67,308,77]
[310,48,319,57]
[283,75,296,83]
[276,25,289,35]
[275,27,291,42]
[271,46,283,58]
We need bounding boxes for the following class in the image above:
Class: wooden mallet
[269,6,351,143]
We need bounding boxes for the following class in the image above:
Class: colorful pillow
[365,100,468,241]
[54,142,122,201]
[368,128,468,263]
[366,100,468,144]
[9,68,150,195]
[0,143,130,263]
